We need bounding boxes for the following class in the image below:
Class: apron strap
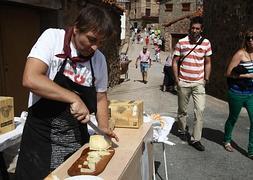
[56,27,96,87]
[89,60,95,87]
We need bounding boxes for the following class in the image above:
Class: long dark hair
[74,3,114,41]
[242,28,253,52]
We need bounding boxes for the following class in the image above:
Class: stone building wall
[159,0,197,24]
[159,0,198,51]
[204,0,253,100]
[164,19,190,51]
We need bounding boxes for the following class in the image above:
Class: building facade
[116,0,131,45]
[159,0,202,51]
[129,0,159,29]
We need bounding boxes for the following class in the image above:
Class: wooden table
[47,123,153,180]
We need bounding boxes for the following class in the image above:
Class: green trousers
[224,90,253,155]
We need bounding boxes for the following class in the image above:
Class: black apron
[15,31,97,180]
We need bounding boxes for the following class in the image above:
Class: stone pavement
[108,41,253,180]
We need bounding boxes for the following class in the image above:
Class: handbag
[227,65,250,90]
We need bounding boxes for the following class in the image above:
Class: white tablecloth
[144,115,175,145]
[0,115,26,152]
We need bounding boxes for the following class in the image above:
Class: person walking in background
[137,33,141,44]
[154,45,161,63]
[153,36,158,47]
[162,52,175,92]
[145,35,150,46]
[158,37,163,50]
[135,46,151,84]
[15,3,119,179]
[131,27,135,44]
[172,16,212,151]
[224,28,253,159]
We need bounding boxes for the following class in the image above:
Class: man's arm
[148,53,152,66]
[204,56,211,82]
[172,56,180,85]
[135,56,140,68]
[96,92,109,130]
[23,58,89,122]
[96,92,119,141]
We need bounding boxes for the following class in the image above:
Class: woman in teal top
[224,28,253,159]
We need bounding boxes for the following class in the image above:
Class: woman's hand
[99,127,119,142]
[240,73,253,79]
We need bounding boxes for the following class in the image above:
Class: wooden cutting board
[67,147,115,176]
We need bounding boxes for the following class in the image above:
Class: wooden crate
[0,96,15,134]
[108,118,115,130]
[108,100,143,129]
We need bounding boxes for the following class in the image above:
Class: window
[182,3,190,11]
[165,4,173,12]
[145,8,151,16]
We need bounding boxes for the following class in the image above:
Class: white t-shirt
[138,51,151,63]
[27,28,108,107]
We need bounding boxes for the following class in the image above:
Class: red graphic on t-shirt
[64,69,74,75]
[74,74,85,84]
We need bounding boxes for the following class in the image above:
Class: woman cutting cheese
[15,2,119,179]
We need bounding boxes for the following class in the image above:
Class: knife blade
[87,121,113,144]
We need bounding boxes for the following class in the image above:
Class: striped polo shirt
[174,36,212,82]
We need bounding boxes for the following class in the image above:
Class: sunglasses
[246,36,253,41]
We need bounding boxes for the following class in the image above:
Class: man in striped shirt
[172,16,212,151]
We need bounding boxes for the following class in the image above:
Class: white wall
[121,12,126,40]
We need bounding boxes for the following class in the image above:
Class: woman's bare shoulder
[236,48,250,61]
[233,49,245,59]
[236,49,245,55]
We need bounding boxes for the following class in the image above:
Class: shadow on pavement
[159,85,177,95]
[202,128,248,157]
[170,123,248,157]
[170,121,179,137]
[202,128,224,145]
[133,79,146,84]
[119,78,130,84]
[154,161,163,180]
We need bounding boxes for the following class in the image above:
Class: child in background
[145,36,149,46]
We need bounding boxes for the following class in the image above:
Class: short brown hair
[190,16,204,28]
[74,3,114,41]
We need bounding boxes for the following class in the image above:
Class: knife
[87,121,115,146]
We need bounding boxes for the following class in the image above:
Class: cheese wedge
[89,135,111,151]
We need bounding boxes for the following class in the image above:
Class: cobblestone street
[108,41,253,180]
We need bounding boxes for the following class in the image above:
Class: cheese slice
[89,135,111,151]
[80,167,95,173]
